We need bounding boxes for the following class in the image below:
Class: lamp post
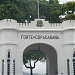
[37,0,40,18]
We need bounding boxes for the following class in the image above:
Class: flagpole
[37,0,39,18]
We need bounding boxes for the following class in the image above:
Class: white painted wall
[0,19,75,75]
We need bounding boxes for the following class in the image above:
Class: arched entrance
[23,43,58,75]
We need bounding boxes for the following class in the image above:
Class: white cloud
[59,0,74,4]
[46,0,74,4]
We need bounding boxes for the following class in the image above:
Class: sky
[23,61,46,74]
[59,0,75,4]
[46,0,75,4]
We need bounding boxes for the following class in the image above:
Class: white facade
[0,19,75,75]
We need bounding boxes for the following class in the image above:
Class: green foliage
[45,3,63,23]
[0,0,75,23]
[60,4,67,15]
[23,50,46,64]
[66,1,75,14]
[49,0,59,4]
[62,1,75,20]
[0,0,62,23]
[65,14,75,20]
[0,0,39,22]
[0,1,26,22]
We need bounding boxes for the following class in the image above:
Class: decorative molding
[0,42,17,46]
[63,41,75,46]
[36,20,44,27]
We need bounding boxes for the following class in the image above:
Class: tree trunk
[25,60,38,75]
[30,68,33,75]
[30,60,33,75]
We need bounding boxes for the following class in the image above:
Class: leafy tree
[60,4,67,15]
[0,1,26,22]
[23,50,46,75]
[65,14,75,20]
[15,0,38,21]
[39,0,48,18]
[45,2,63,23]
[0,0,73,22]
[66,1,75,14]
[0,0,62,23]
[49,0,59,4]
[62,1,75,20]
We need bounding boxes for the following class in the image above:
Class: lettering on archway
[21,35,59,39]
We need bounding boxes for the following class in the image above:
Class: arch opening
[23,43,58,75]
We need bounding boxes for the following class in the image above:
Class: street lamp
[37,0,40,18]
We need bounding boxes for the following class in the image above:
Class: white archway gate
[23,43,58,75]
[0,19,75,75]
